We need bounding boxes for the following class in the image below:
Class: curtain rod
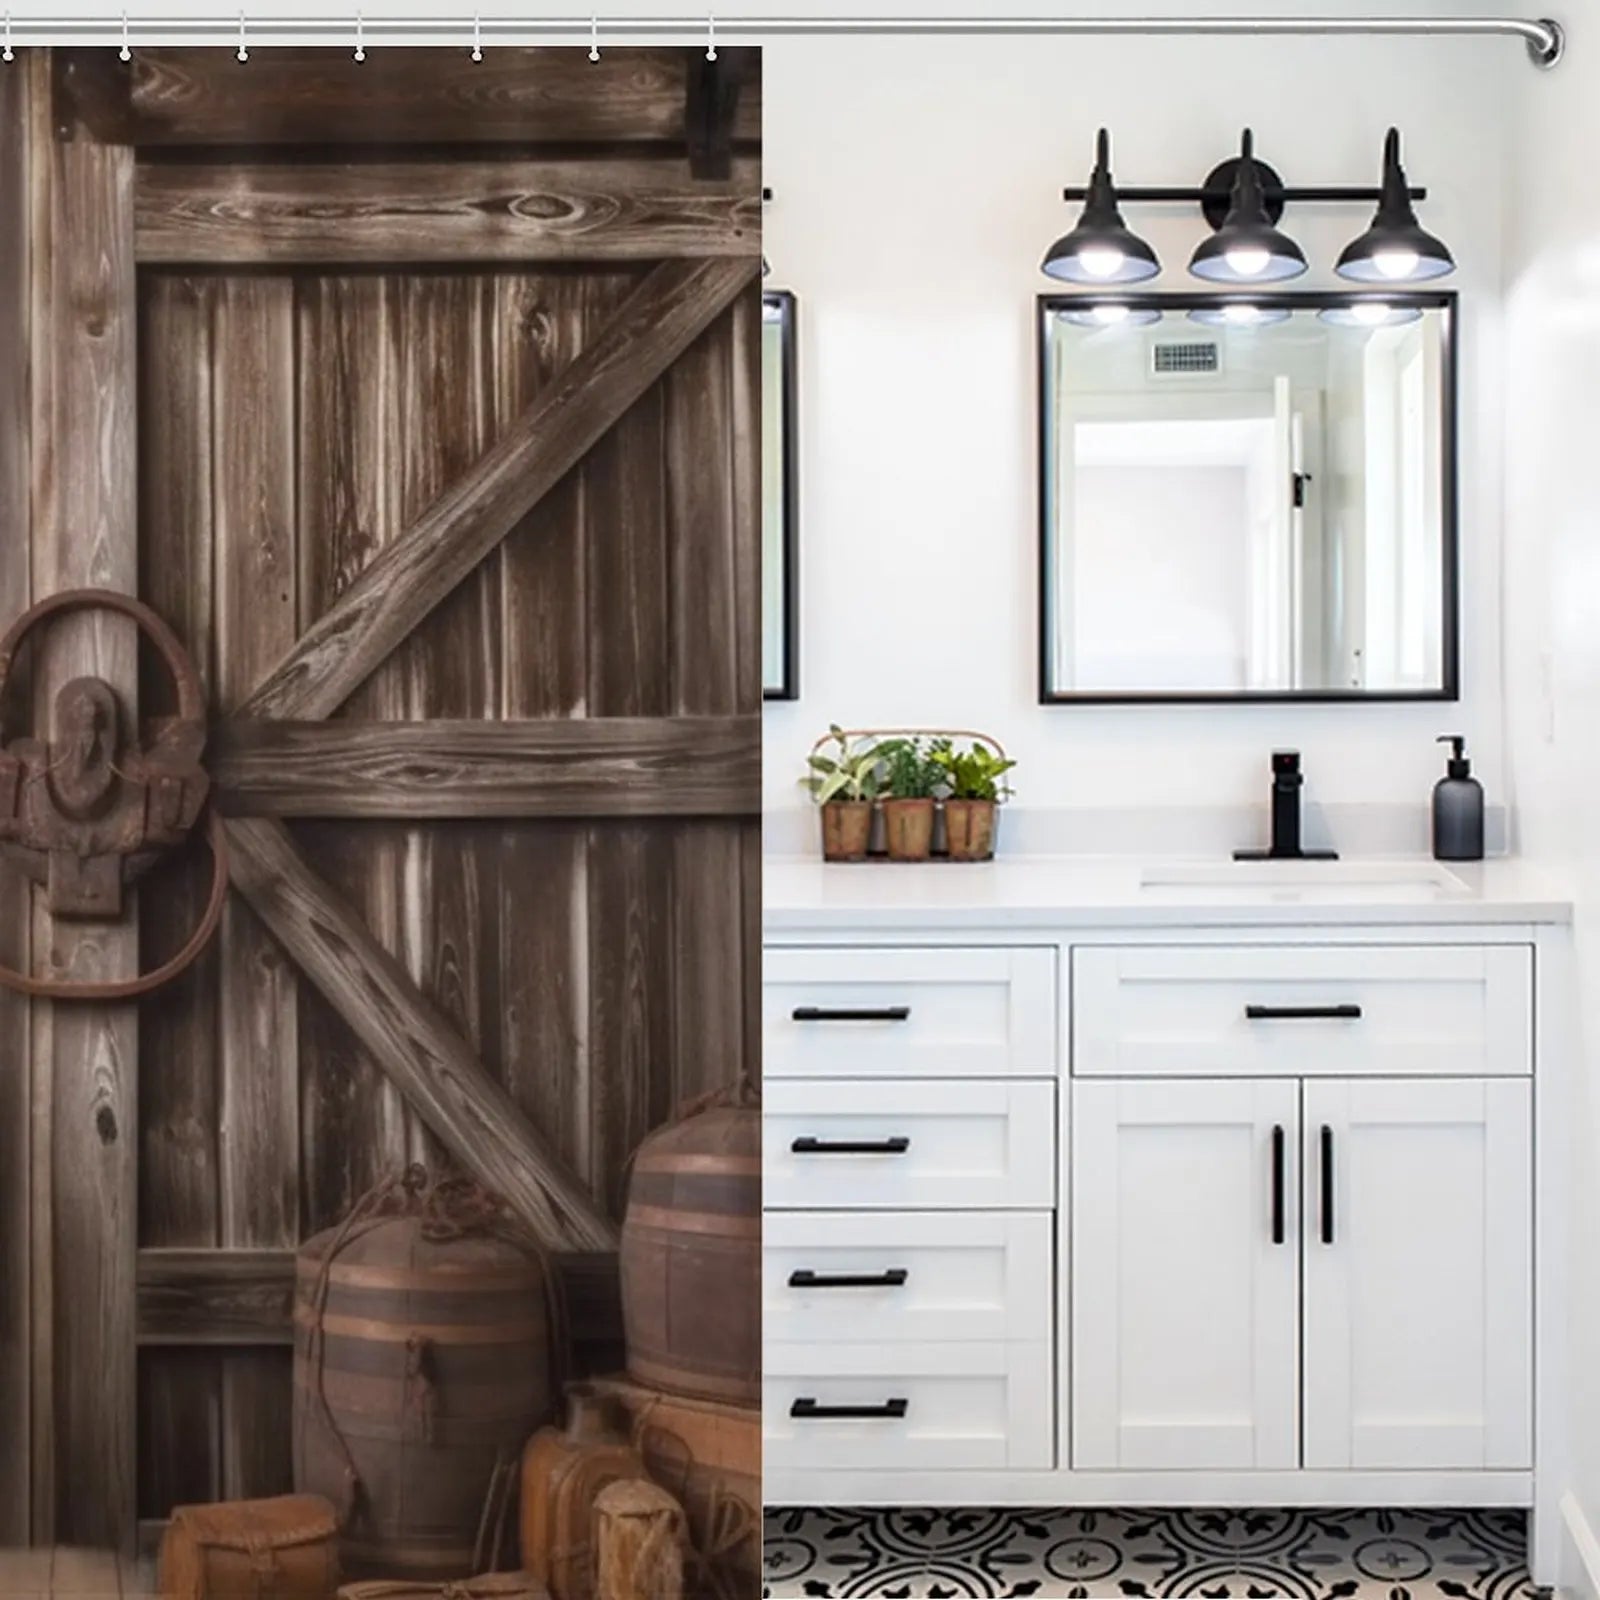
[4,14,1565,67]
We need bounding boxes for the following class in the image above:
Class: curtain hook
[706,13,716,60]
[119,9,130,61]
[236,10,249,61]
[471,13,482,60]
[4,12,14,62]
[353,10,365,61]
[589,13,600,61]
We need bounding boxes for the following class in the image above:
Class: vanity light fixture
[1318,300,1424,327]
[1041,129,1161,286]
[1189,130,1308,284]
[1336,128,1455,283]
[1187,303,1291,328]
[1055,303,1162,328]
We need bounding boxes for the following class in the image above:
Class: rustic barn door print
[0,46,761,1550]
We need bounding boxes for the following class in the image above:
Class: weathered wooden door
[0,46,760,1550]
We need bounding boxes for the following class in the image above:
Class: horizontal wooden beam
[136,1248,295,1346]
[135,157,761,266]
[225,818,617,1253]
[237,254,757,722]
[211,714,760,819]
[55,47,760,148]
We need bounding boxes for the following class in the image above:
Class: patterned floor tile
[761,1507,1543,1599]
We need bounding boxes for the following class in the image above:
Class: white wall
[762,19,1508,819]
[1500,6,1600,1586]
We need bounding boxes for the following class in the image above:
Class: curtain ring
[706,13,717,60]
[118,9,130,61]
[589,13,600,61]
[4,13,14,62]
[353,10,365,61]
[236,10,249,61]
[471,12,482,60]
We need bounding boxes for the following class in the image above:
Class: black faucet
[1234,750,1339,861]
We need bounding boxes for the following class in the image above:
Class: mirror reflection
[764,290,798,700]
[1039,294,1456,702]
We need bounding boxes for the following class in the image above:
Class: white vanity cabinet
[761,859,1571,1587]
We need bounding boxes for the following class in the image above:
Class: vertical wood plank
[665,312,746,1103]
[584,292,675,1213]
[294,274,410,1228]
[211,274,299,1499]
[0,59,32,1546]
[496,271,633,1187]
[395,275,500,1182]
[135,269,224,1516]
[29,58,140,1547]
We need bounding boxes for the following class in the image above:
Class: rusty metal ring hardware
[0,587,227,1002]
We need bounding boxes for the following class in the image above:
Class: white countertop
[762,855,1574,931]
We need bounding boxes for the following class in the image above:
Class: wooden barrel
[292,1173,556,1583]
[618,1086,760,1405]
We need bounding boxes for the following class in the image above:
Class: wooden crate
[585,1378,757,1600]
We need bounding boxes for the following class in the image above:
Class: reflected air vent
[1151,339,1221,377]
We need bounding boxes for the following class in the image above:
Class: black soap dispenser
[1432,735,1484,862]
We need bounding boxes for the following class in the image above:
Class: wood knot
[95,1104,117,1144]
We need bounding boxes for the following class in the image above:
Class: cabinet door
[1071,1078,1300,1470]
[1302,1079,1532,1469]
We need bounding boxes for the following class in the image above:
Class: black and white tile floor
[761,1507,1544,1599]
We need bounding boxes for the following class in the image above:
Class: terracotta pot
[882,798,935,861]
[819,800,872,862]
[944,798,998,861]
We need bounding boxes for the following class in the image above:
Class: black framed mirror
[1038,290,1458,703]
[763,289,799,700]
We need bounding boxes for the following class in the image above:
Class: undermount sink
[1140,859,1472,893]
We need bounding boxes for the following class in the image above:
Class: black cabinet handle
[790,1136,910,1155]
[792,1006,911,1023]
[790,1397,908,1420]
[1320,1124,1336,1245]
[1271,1124,1286,1246]
[1246,1004,1363,1021]
[788,1268,909,1289]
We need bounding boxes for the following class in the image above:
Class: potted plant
[876,737,941,862]
[802,726,882,862]
[930,738,1016,861]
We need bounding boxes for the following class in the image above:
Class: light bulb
[1077,245,1127,280]
[1373,248,1420,280]
[1091,303,1130,325]
[1352,301,1392,325]
[1223,303,1261,324]
[1224,247,1271,278]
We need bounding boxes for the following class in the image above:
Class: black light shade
[1318,300,1424,328]
[1054,303,1162,328]
[1336,128,1454,283]
[1189,130,1308,284]
[1042,129,1161,285]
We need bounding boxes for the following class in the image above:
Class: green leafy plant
[802,725,883,805]
[876,736,942,801]
[929,738,1017,803]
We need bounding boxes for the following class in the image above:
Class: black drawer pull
[788,1268,909,1289]
[793,1006,911,1023]
[1245,1003,1363,1021]
[1270,1124,1286,1246]
[790,1397,908,1420]
[1320,1124,1337,1245]
[791,1136,911,1156]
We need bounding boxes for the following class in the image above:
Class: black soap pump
[1432,735,1484,862]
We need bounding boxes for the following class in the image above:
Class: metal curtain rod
[2,14,1565,68]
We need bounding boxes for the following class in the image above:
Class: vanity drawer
[764,1339,1054,1471]
[763,945,1056,1078]
[1074,944,1532,1078]
[763,1079,1055,1210]
[764,1210,1053,1344]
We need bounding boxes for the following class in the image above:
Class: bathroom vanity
[760,856,1573,1583]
